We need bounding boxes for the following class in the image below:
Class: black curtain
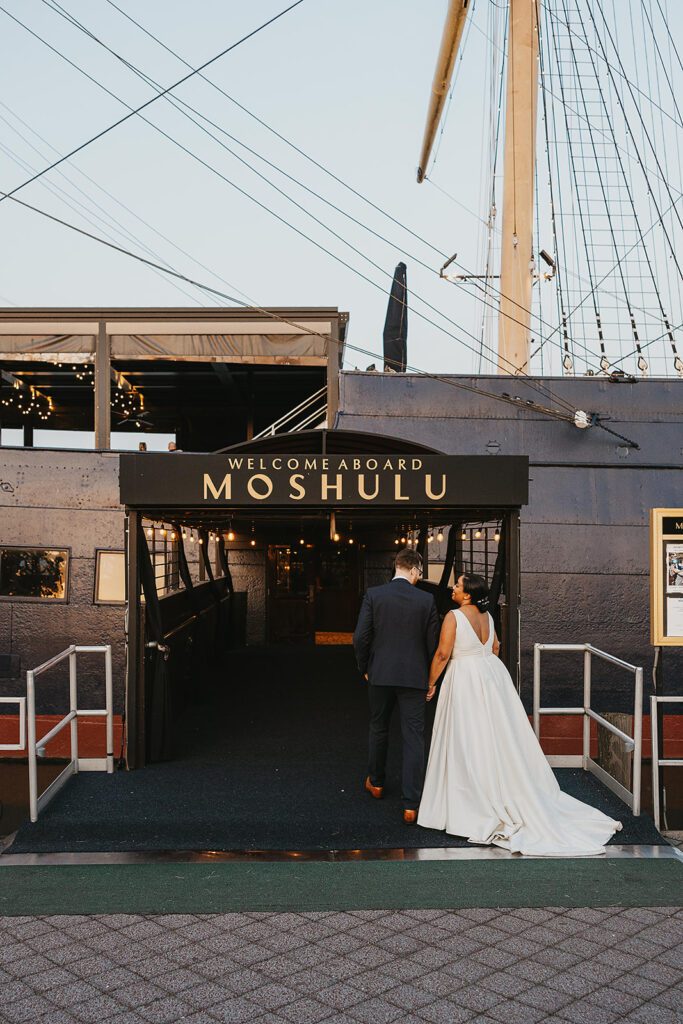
[138,522,173,763]
[383,261,408,372]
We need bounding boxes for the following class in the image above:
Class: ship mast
[498,0,539,373]
[416,0,540,375]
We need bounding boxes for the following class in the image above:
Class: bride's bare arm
[426,614,456,700]
[493,631,500,656]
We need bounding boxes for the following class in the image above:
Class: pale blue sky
[1,1,682,377]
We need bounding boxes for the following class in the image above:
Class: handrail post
[105,645,114,773]
[582,646,591,769]
[632,667,643,816]
[532,643,541,740]
[69,647,79,773]
[650,694,660,830]
[26,670,38,823]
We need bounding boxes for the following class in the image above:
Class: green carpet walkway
[1,858,681,916]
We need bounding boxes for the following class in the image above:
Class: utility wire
[4,190,585,427]
[0,0,307,206]
[7,1,580,415]
[96,0,605,381]
[41,0,575,387]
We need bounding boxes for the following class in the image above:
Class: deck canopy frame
[121,429,528,767]
[0,307,347,449]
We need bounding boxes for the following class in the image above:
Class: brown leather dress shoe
[403,809,418,825]
[365,776,384,799]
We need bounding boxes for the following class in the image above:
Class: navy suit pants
[368,684,426,810]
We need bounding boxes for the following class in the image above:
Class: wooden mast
[416,1,472,184]
[497,0,539,373]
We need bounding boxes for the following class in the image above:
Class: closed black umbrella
[383,261,408,372]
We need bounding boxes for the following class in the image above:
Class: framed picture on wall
[94,549,125,605]
[0,546,70,602]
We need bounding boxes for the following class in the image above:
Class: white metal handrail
[0,696,26,751]
[533,643,643,816]
[650,695,683,830]
[253,385,327,439]
[27,644,114,822]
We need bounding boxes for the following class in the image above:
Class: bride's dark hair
[461,573,491,612]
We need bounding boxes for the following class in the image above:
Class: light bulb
[161,528,167,538]
[227,530,235,542]
[250,538,256,547]
[494,531,501,542]
[394,538,399,545]
[460,531,466,541]
[475,529,482,539]
[348,536,354,545]
[198,537,204,545]
[436,530,444,542]
[146,527,153,539]
[333,532,340,542]
[299,537,305,546]
[427,532,433,543]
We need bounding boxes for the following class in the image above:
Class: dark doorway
[266,541,363,644]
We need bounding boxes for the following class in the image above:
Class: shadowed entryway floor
[6,646,663,854]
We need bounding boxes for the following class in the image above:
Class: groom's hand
[425,685,436,702]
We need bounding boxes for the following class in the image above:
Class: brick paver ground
[0,906,681,1023]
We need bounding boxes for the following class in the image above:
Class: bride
[418,573,622,856]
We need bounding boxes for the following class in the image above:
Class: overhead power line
[3,2,580,416]
[0,0,307,207]
[5,189,587,428]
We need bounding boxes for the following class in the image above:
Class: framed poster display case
[650,508,683,646]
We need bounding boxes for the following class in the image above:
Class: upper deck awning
[0,307,347,365]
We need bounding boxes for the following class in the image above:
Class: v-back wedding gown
[418,609,622,856]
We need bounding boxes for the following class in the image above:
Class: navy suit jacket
[353,578,440,689]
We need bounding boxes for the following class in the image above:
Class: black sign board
[662,516,683,536]
[120,453,529,509]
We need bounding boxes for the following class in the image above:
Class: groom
[353,548,440,824]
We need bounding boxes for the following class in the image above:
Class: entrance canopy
[120,429,529,516]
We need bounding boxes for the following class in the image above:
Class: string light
[474,527,482,539]
[494,525,501,543]
[250,522,256,547]
[161,528,167,538]
[146,526,153,540]
[436,529,444,542]
[0,379,53,421]
[427,529,433,544]
[460,529,467,541]
[333,532,340,542]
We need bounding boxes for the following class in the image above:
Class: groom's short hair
[395,548,422,573]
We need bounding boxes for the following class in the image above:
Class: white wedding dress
[418,609,622,856]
